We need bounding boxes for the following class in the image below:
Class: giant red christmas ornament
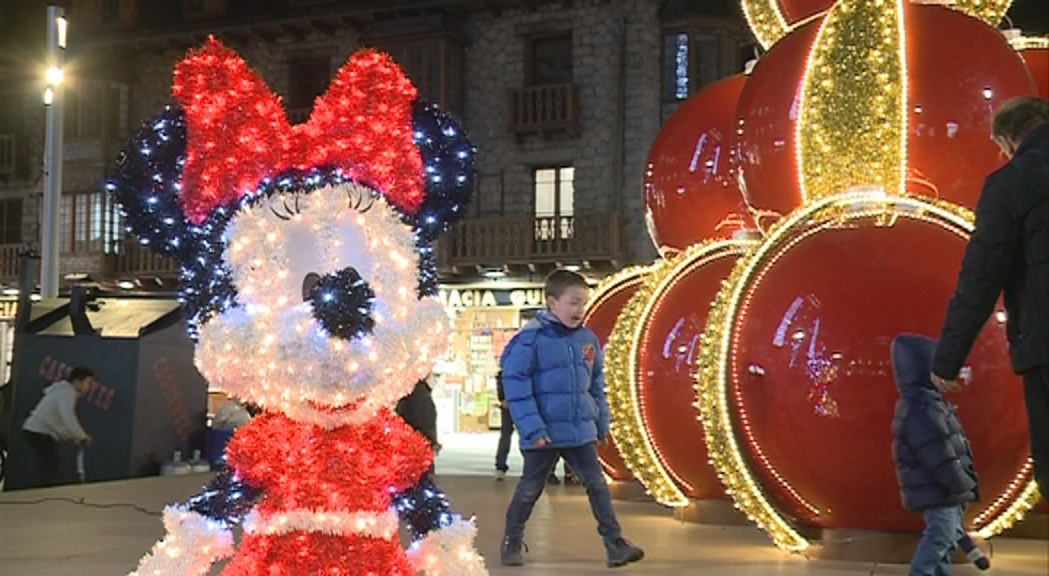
[584,268,650,481]
[643,75,752,254]
[737,4,1036,216]
[735,18,822,219]
[697,194,1036,548]
[634,242,750,500]
[904,5,1038,208]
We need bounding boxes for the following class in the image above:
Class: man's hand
[534,436,551,448]
[79,435,93,446]
[931,372,964,394]
[597,437,609,449]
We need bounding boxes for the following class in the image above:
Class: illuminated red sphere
[738,5,1037,215]
[636,244,747,500]
[644,75,752,254]
[725,211,1031,531]
[777,0,833,24]
[1017,44,1049,98]
[905,4,1038,209]
[585,271,648,480]
[735,17,822,218]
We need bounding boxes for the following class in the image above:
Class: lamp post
[41,5,67,298]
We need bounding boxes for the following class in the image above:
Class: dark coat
[395,380,438,448]
[892,335,979,511]
[934,123,1049,377]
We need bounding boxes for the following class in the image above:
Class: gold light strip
[797,0,907,202]
[585,264,654,476]
[742,0,791,50]
[606,255,689,506]
[696,191,1037,550]
[951,0,1014,28]
[613,240,758,506]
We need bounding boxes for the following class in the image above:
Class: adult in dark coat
[932,97,1049,501]
[395,379,439,451]
[892,335,980,575]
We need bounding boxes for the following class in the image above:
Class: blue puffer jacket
[500,310,610,450]
[891,334,979,511]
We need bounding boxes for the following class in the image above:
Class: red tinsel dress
[221,409,432,575]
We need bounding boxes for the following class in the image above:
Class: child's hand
[931,372,964,394]
[597,438,609,448]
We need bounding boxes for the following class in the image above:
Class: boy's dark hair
[544,269,588,299]
[993,97,1049,144]
[68,367,94,383]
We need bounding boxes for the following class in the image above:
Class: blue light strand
[185,468,263,527]
[392,474,458,541]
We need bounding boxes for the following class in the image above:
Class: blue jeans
[504,442,620,541]
[910,504,964,576]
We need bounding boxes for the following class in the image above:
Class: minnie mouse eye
[302,272,322,302]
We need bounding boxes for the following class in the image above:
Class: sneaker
[604,537,644,568]
[564,474,583,486]
[501,536,527,566]
[495,470,507,481]
[547,473,561,485]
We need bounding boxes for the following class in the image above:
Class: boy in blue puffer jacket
[499,269,644,568]
[891,334,988,575]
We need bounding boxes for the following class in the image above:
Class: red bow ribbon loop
[172,37,424,224]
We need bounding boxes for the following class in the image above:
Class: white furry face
[194,183,449,427]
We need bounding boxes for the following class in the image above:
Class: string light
[606,241,755,507]
[950,0,1014,27]
[695,191,1038,550]
[797,0,907,203]
[1008,35,1049,51]
[741,0,791,50]
[606,255,687,506]
[125,39,485,575]
[173,38,425,223]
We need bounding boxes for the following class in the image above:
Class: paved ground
[1,471,1047,575]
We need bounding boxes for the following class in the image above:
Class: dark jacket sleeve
[395,382,438,447]
[907,407,977,497]
[933,174,1021,379]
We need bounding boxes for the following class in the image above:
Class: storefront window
[432,284,545,435]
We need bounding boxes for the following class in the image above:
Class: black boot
[958,534,990,570]
[501,535,526,566]
[604,536,644,568]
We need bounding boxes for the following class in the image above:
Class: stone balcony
[437,211,626,275]
[508,83,581,139]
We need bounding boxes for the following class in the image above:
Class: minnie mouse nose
[303,267,376,341]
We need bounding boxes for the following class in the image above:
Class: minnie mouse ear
[109,104,201,259]
[411,102,476,243]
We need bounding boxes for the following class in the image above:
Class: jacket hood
[42,381,70,395]
[891,334,940,398]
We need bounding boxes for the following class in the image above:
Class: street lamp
[41,6,66,298]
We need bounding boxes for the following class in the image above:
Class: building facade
[0,0,750,429]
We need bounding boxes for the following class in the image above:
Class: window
[0,199,21,244]
[533,166,574,241]
[528,34,573,86]
[65,80,128,139]
[287,58,331,120]
[662,29,735,101]
[380,38,465,113]
[59,192,123,254]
